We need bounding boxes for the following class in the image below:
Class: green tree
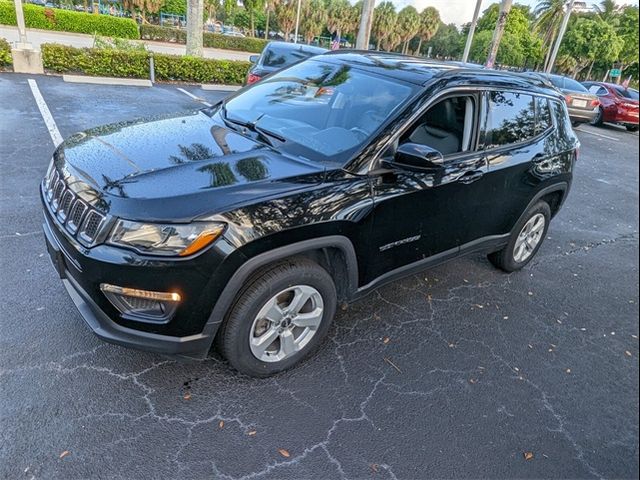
[415,6,440,55]
[616,6,639,78]
[534,0,569,70]
[243,0,265,36]
[301,0,327,44]
[326,0,351,43]
[425,22,463,59]
[559,17,623,77]
[161,0,187,15]
[275,0,297,41]
[396,6,420,55]
[372,1,397,51]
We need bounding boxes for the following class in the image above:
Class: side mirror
[390,143,444,171]
[249,55,260,64]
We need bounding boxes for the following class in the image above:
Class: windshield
[262,45,323,68]
[223,60,416,164]
[613,86,639,100]
[549,75,588,92]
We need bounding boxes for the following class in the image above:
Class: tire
[590,107,604,127]
[626,125,639,132]
[217,258,337,377]
[488,201,551,273]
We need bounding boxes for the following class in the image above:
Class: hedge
[41,43,250,84]
[140,24,268,54]
[0,37,11,66]
[0,1,139,39]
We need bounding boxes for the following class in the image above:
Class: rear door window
[483,91,536,149]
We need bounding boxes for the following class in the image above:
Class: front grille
[43,168,106,246]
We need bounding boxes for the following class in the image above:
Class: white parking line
[177,87,212,107]
[27,79,64,148]
[574,127,618,141]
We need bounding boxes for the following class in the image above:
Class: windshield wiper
[220,107,284,147]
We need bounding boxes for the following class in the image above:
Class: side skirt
[352,234,510,301]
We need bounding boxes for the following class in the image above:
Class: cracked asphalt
[1,73,638,479]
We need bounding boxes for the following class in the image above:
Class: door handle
[459,170,484,185]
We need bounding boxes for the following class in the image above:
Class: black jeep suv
[41,52,579,377]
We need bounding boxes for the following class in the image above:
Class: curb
[62,75,152,87]
[201,84,241,92]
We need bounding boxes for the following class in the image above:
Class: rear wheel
[590,107,604,127]
[217,258,337,377]
[488,201,551,273]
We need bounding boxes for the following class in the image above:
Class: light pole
[486,0,512,69]
[545,0,575,73]
[14,0,29,46]
[11,0,44,73]
[462,0,482,64]
[294,0,302,43]
[355,0,374,50]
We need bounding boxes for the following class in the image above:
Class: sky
[388,0,640,26]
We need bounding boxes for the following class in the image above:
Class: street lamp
[293,0,301,43]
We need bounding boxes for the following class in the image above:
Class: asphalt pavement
[0,72,638,480]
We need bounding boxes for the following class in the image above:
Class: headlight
[108,220,225,257]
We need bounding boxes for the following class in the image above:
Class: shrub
[140,24,268,53]
[0,1,139,39]
[0,37,11,66]
[41,43,250,84]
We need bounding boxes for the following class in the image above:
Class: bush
[0,1,139,39]
[41,43,250,84]
[0,37,11,66]
[140,24,268,54]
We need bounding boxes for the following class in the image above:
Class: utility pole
[14,0,29,45]
[355,0,374,50]
[485,0,512,69]
[11,0,44,73]
[294,0,302,43]
[462,0,482,64]
[545,0,575,73]
[186,0,204,57]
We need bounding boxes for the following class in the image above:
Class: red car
[583,82,639,132]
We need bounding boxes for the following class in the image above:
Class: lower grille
[43,167,106,246]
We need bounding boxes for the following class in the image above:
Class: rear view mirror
[249,55,260,64]
[391,143,444,171]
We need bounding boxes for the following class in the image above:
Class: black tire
[488,201,551,273]
[590,107,604,127]
[626,125,639,132]
[217,258,337,377]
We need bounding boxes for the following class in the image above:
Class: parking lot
[0,73,638,479]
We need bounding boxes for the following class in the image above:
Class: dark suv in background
[42,52,579,377]
[245,41,327,85]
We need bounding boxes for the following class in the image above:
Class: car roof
[265,41,328,54]
[313,51,561,97]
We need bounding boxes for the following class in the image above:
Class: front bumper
[42,209,222,360]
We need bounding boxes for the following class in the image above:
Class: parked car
[534,73,600,126]
[245,41,327,85]
[41,53,578,376]
[582,81,639,132]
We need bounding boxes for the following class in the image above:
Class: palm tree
[397,6,420,55]
[264,0,280,40]
[594,0,621,23]
[372,1,397,51]
[276,0,298,41]
[534,0,568,70]
[415,7,440,56]
[301,0,327,44]
[326,0,351,46]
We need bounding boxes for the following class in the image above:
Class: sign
[610,69,622,78]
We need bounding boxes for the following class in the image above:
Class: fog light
[100,283,181,323]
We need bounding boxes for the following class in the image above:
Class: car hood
[54,111,325,221]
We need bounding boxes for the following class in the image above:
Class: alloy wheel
[249,285,324,362]
[513,213,546,263]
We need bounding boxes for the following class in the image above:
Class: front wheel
[488,201,551,272]
[626,125,639,132]
[217,258,337,377]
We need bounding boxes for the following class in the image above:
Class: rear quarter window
[483,91,536,149]
[262,47,315,68]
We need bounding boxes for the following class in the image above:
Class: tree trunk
[486,0,513,68]
[416,37,423,56]
[186,0,204,57]
[264,8,270,40]
[250,11,255,37]
[376,38,381,50]
[585,60,595,80]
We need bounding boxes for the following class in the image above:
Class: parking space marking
[575,127,618,141]
[27,79,63,147]
[177,87,212,107]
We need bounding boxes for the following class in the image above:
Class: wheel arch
[517,182,569,227]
